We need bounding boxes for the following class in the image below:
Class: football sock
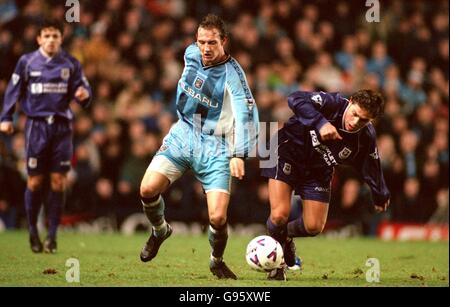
[47,190,64,240]
[208,223,228,261]
[287,216,316,237]
[24,188,42,238]
[266,218,288,245]
[142,195,167,237]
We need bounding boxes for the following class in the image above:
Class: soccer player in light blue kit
[139,14,259,279]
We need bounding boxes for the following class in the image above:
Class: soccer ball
[245,235,284,272]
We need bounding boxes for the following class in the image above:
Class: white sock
[153,220,167,237]
[210,253,222,263]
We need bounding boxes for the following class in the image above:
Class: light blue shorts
[148,120,231,194]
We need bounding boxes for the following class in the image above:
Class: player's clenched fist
[230,157,245,180]
[374,199,390,213]
[75,86,90,102]
[0,121,14,135]
[319,122,342,141]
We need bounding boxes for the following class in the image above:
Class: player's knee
[140,183,161,199]
[27,177,44,191]
[50,176,66,192]
[304,221,325,236]
[270,212,289,225]
[209,215,227,228]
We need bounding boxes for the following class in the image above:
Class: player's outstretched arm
[354,126,391,212]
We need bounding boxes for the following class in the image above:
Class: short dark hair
[37,18,64,36]
[350,89,385,118]
[198,14,228,40]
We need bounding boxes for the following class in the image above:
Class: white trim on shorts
[147,155,184,184]
[204,188,230,195]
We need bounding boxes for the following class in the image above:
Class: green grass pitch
[0,231,448,287]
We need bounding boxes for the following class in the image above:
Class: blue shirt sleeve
[1,55,27,122]
[354,125,391,206]
[226,61,259,158]
[69,58,92,108]
[287,91,342,131]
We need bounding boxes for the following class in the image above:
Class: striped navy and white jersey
[176,43,259,158]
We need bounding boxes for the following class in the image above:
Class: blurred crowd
[0,0,448,234]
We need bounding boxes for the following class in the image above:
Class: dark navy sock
[208,223,228,260]
[266,218,288,245]
[24,188,42,237]
[47,191,64,240]
[287,216,316,237]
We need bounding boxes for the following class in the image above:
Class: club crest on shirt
[61,68,70,80]
[194,77,204,89]
[283,162,291,175]
[338,147,352,160]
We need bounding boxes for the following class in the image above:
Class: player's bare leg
[284,199,329,271]
[287,200,329,237]
[207,191,237,280]
[139,171,172,262]
[25,175,45,253]
[266,179,293,280]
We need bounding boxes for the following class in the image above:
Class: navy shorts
[25,116,73,175]
[261,139,334,203]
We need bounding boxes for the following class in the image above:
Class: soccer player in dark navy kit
[0,19,92,253]
[262,89,390,280]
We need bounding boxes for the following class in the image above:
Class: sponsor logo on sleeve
[311,94,323,106]
[12,73,20,85]
[158,144,169,153]
[82,75,90,86]
[369,148,379,160]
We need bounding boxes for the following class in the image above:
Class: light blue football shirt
[175,43,259,158]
